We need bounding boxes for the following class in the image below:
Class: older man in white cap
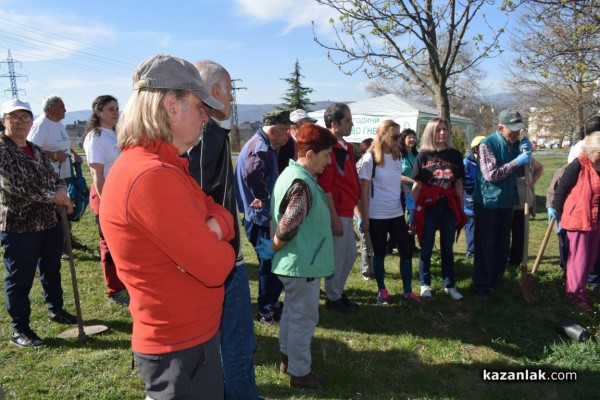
[278,109,317,173]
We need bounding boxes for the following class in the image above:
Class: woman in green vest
[259,123,337,389]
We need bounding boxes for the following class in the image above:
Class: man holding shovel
[472,109,532,297]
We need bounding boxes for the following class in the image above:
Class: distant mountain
[63,110,92,126]
[63,101,339,127]
[237,101,337,123]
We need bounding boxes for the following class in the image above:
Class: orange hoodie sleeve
[204,194,235,242]
[126,166,235,287]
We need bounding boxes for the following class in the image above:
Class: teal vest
[271,160,334,278]
[474,131,520,209]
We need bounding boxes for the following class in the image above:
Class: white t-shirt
[27,115,72,178]
[83,128,120,179]
[567,140,584,163]
[358,152,404,219]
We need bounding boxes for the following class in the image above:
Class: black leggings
[369,216,413,260]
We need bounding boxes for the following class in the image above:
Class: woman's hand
[53,188,74,214]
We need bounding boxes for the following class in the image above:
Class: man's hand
[331,216,343,236]
[56,150,69,163]
[547,207,557,223]
[515,151,532,166]
[71,150,83,163]
[250,198,266,209]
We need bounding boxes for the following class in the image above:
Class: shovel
[57,206,108,340]
[531,217,556,275]
[519,160,537,303]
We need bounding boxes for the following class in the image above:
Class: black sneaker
[325,297,357,314]
[11,328,45,348]
[257,310,276,324]
[340,293,359,310]
[70,236,88,250]
[48,309,78,325]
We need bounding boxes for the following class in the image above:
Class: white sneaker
[420,285,432,297]
[444,287,463,300]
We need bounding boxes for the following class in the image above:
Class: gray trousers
[134,332,223,400]
[278,276,321,377]
[325,217,358,301]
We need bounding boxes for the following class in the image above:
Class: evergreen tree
[280,60,314,111]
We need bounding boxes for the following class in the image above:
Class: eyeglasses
[392,135,401,141]
[5,114,33,123]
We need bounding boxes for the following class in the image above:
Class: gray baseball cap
[133,54,223,110]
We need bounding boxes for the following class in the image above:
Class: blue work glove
[515,151,532,166]
[547,207,557,223]
[405,193,415,211]
[256,237,275,260]
[407,209,414,224]
[357,217,363,233]
[520,136,532,151]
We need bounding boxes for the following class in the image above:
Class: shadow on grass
[254,332,598,399]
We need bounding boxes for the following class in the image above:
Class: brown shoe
[290,371,325,389]
[280,352,288,374]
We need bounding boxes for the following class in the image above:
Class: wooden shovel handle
[532,217,555,275]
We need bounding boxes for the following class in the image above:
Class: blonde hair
[419,118,452,152]
[117,88,189,150]
[583,131,600,157]
[369,119,399,166]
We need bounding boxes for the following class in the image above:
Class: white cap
[290,109,317,123]
[2,99,32,115]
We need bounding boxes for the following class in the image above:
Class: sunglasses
[392,135,401,141]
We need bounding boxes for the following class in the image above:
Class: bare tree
[507,1,600,141]
[312,0,506,125]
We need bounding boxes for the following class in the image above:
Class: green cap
[263,110,293,126]
[498,109,526,132]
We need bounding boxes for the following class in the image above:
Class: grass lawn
[1,155,599,399]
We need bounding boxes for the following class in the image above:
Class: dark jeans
[1,223,64,331]
[465,215,475,254]
[418,202,458,288]
[243,219,283,314]
[509,209,525,265]
[473,205,513,292]
[221,263,260,399]
[134,332,223,400]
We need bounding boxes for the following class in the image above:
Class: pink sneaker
[377,289,391,305]
[401,292,422,303]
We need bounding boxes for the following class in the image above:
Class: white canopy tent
[308,94,475,144]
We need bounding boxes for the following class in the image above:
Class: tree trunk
[434,85,452,126]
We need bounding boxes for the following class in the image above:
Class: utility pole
[0,50,27,99]
[230,79,246,152]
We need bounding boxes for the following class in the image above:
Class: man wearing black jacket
[187,61,261,400]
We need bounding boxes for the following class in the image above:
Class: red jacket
[561,155,600,231]
[100,140,235,354]
[414,185,467,244]
[317,139,359,217]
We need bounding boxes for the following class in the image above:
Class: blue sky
[0,0,514,115]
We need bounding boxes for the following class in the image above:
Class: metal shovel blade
[57,324,109,339]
